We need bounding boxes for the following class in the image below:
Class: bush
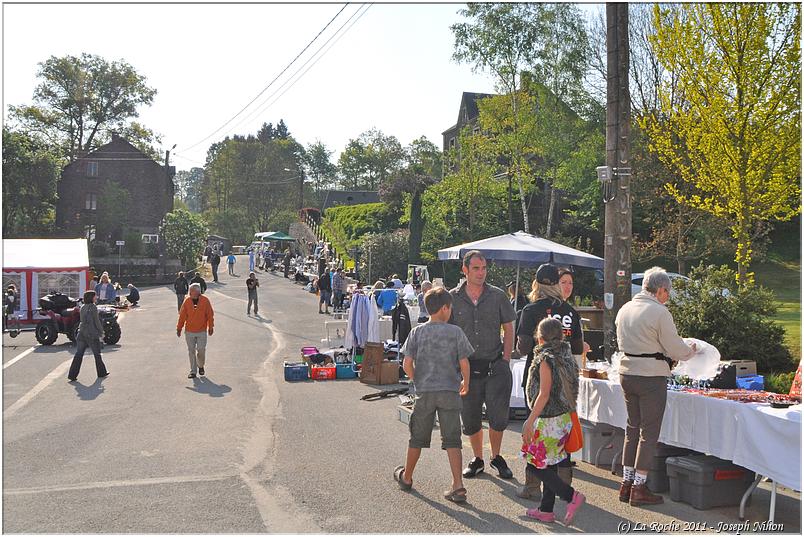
[765,371,796,395]
[363,230,409,284]
[323,203,402,250]
[668,264,795,374]
[91,241,109,257]
[124,231,143,257]
[161,209,209,267]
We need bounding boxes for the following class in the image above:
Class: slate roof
[320,191,380,211]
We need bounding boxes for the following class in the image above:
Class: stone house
[55,134,175,244]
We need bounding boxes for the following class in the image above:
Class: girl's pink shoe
[563,491,586,526]
[526,508,556,523]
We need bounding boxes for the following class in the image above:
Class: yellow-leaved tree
[645,3,801,285]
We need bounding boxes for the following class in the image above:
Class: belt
[624,351,673,368]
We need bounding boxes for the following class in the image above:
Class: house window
[85,193,97,211]
[37,273,80,299]
[449,138,456,149]
[85,225,96,241]
[87,161,98,177]
[141,234,159,244]
[473,126,480,135]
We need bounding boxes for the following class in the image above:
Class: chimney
[111,131,121,142]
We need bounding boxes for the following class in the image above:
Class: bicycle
[4,311,21,338]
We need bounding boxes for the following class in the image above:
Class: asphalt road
[2,256,801,533]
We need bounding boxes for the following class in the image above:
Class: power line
[257,4,373,120]
[223,3,371,137]
[181,3,350,153]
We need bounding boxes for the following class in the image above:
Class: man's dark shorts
[461,359,512,435]
[409,391,463,450]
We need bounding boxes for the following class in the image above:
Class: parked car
[631,272,690,298]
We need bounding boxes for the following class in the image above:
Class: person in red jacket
[177,283,215,379]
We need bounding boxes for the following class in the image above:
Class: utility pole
[603,3,632,360]
[298,168,305,211]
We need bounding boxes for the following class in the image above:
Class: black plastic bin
[666,455,755,510]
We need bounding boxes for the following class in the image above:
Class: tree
[160,209,209,267]
[303,141,338,193]
[174,167,204,212]
[452,3,594,234]
[337,129,404,190]
[1,127,60,236]
[380,136,442,264]
[8,53,157,161]
[337,139,369,190]
[646,3,801,285]
[95,181,131,242]
[363,230,410,284]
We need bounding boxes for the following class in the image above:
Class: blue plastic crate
[284,361,309,382]
[736,374,764,391]
[336,362,358,379]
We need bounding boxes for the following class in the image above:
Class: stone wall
[90,256,184,285]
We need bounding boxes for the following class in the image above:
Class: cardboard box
[379,361,400,385]
[360,360,381,384]
[363,342,384,366]
[360,360,400,385]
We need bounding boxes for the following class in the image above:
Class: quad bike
[35,292,122,346]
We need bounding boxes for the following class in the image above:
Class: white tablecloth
[578,378,801,490]
[510,359,527,408]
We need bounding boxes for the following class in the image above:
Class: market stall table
[577,377,801,521]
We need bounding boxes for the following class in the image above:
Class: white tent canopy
[3,239,89,269]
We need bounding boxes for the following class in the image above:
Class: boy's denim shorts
[409,390,463,450]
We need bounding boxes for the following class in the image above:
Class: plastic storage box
[310,364,337,380]
[284,361,309,382]
[614,443,694,493]
[666,455,755,510]
[736,374,764,391]
[579,420,624,467]
[336,362,358,379]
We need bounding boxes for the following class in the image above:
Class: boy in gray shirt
[394,288,473,503]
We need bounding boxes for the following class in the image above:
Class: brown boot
[516,470,542,500]
[629,484,664,506]
[619,480,633,503]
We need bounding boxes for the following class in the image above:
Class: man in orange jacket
[177,283,215,379]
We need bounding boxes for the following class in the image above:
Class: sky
[3,2,603,171]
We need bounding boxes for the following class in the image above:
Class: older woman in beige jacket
[615,267,695,507]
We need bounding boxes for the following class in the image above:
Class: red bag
[565,411,583,453]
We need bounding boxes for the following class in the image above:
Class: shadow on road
[71,377,107,401]
[185,376,232,398]
[409,488,536,533]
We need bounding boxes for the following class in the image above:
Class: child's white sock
[634,472,648,486]
[623,466,635,482]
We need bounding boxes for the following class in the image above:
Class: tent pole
[514,262,521,327]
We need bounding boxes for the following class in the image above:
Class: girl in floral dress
[521,317,585,525]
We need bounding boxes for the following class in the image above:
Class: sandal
[394,466,412,491]
[443,487,467,503]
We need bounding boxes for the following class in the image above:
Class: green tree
[380,136,443,264]
[337,129,404,190]
[363,230,410,284]
[669,264,794,373]
[1,127,60,236]
[452,3,594,234]
[646,3,801,285]
[174,167,204,212]
[95,181,131,242]
[160,209,209,267]
[303,140,338,194]
[8,53,157,161]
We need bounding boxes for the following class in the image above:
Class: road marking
[3,346,36,370]
[3,359,71,419]
[4,473,235,495]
